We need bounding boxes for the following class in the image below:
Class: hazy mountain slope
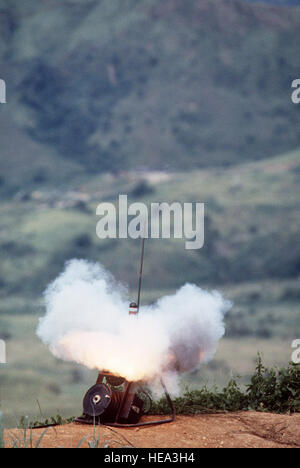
[245,1,300,5]
[0,0,300,181]
[0,107,83,197]
[1,147,299,297]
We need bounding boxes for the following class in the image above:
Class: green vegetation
[0,0,299,429]
[153,357,300,415]
[19,414,74,430]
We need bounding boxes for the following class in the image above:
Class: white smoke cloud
[37,259,231,395]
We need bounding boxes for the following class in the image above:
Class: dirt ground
[5,412,300,448]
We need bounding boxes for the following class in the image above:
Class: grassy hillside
[0,148,299,338]
[1,0,300,185]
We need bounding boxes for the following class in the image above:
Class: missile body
[129,302,138,316]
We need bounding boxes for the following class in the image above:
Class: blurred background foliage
[0,0,299,425]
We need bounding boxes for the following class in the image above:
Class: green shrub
[247,355,300,413]
[152,356,300,415]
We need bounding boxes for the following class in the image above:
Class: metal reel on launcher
[76,372,145,426]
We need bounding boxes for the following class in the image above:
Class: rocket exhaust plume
[37,259,231,395]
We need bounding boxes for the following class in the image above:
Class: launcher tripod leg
[103,379,176,428]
